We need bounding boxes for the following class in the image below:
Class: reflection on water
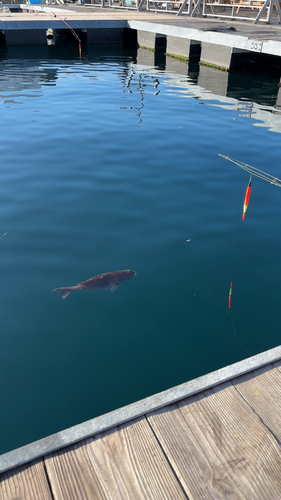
[1,44,280,122]
[0,44,281,455]
[1,44,280,107]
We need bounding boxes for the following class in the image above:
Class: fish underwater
[53,269,137,299]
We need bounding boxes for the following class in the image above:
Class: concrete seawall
[1,5,281,70]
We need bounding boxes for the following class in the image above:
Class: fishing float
[228,281,233,309]
[242,174,252,221]
[205,279,251,355]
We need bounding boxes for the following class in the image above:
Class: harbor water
[0,44,281,454]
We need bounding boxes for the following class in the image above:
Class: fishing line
[219,154,281,187]
[52,13,82,59]
[28,11,81,58]
[204,279,251,356]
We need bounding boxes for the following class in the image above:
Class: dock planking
[1,358,281,499]
[0,459,52,500]
[45,418,187,500]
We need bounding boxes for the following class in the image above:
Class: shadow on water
[195,63,281,107]
[4,42,138,64]
[0,47,8,62]
[6,44,50,60]
[148,52,281,107]
[87,44,138,64]
[227,70,280,107]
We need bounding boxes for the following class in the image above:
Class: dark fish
[53,269,136,299]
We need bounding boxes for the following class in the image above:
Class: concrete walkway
[1,5,281,67]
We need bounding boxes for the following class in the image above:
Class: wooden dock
[1,346,281,499]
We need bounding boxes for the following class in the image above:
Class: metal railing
[84,0,145,9]
[190,0,281,23]
[145,0,191,14]
[46,0,281,23]
[143,0,281,21]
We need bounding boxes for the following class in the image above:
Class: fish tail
[53,287,72,299]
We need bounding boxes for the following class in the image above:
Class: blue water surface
[0,45,281,454]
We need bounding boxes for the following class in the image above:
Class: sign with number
[247,40,263,52]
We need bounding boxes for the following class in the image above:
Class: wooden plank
[45,416,187,500]
[0,459,53,500]
[274,359,281,373]
[147,402,233,500]
[147,381,281,499]
[233,364,281,442]
[45,441,108,500]
[86,416,187,500]
[177,383,281,498]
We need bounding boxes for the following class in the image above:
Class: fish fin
[53,287,71,299]
[109,285,118,292]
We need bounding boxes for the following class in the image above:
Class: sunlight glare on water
[0,45,281,454]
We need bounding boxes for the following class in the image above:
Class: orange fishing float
[228,281,233,309]
[242,174,252,220]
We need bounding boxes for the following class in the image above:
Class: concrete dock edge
[0,345,281,474]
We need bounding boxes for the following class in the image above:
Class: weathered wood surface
[1,362,281,500]
[148,364,281,499]
[45,416,187,500]
[233,360,281,443]
[0,459,52,500]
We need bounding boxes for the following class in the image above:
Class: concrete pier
[166,35,201,60]
[0,6,281,70]
[4,28,47,46]
[137,30,167,51]
[87,27,123,44]
[200,42,249,69]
